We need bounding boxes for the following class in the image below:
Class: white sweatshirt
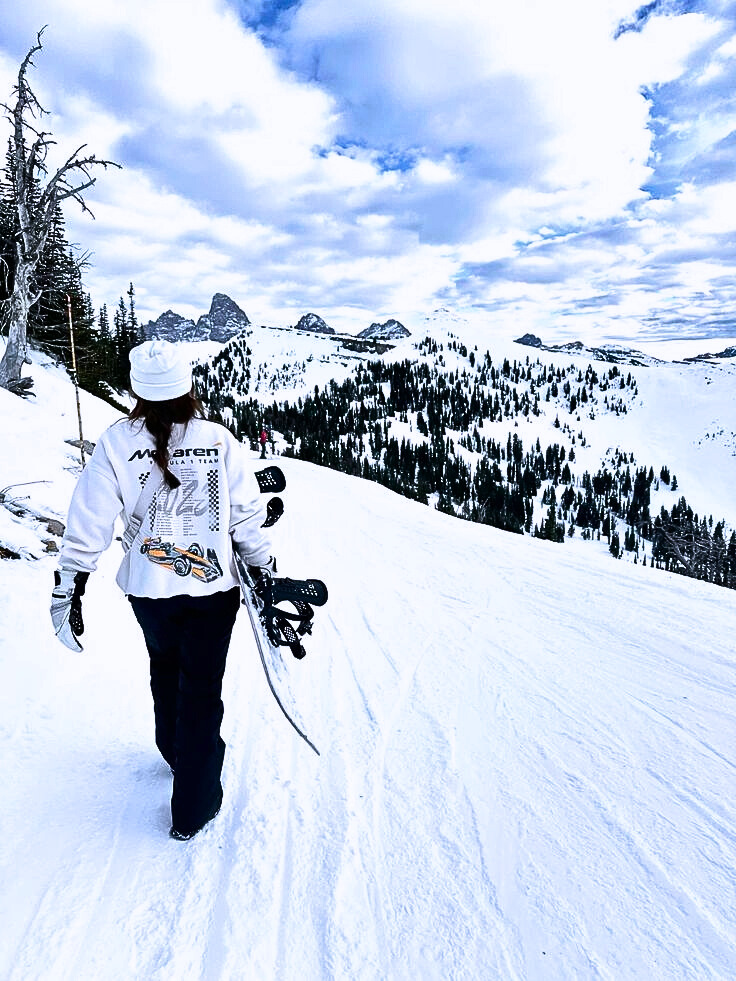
[60,416,272,598]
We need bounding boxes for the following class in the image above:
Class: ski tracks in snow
[299,489,528,979]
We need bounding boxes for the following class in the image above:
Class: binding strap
[260,600,316,659]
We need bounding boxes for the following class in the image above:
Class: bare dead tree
[0,28,121,395]
[652,520,710,579]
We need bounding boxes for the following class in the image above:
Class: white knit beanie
[129,340,192,401]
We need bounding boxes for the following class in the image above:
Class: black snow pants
[128,587,241,835]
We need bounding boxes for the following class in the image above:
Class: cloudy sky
[0,0,734,342]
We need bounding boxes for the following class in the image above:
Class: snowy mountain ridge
[514,332,666,367]
[685,344,736,363]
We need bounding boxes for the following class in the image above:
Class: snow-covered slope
[393,312,736,536]
[192,308,736,546]
[0,361,735,980]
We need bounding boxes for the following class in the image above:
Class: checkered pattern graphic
[137,472,157,529]
[208,470,220,531]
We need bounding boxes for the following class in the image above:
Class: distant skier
[259,427,268,459]
[50,340,276,840]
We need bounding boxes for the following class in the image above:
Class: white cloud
[414,159,455,186]
[651,180,736,237]
[285,0,685,215]
[0,0,734,341]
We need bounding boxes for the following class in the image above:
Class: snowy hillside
[192,307,736,594]
[1,358,735,979]
[192,320,402,405]
[419,311,736,529]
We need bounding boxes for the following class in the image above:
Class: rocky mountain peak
[515,333,543,348]
[143,310,198,342]
[143,294,250,343]
[196,293,251,343]
[358,318,410,340]
[293,312,335,335]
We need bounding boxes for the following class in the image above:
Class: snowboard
[237,465,327,755]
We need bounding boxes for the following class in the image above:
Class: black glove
[247,556,277,599]
[50,570,89,652]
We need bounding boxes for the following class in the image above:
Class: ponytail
[129,392,205,489]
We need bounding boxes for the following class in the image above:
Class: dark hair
[129,391,205,488]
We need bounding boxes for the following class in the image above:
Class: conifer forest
[193,334,736,592]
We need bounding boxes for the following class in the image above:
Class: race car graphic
[140,538,223,583]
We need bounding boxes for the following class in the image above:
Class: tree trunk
[0,34,119,396]
[0,258,35,390]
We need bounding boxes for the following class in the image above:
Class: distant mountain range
[143,293,251,343]
[144,294,410,344]
[684,345,736,362]
[514,333,665,367]
[514,332,736,366]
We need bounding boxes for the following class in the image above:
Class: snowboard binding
[248,568,328,659]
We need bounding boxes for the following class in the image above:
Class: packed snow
[0,351,735,980]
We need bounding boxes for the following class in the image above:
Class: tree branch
[39,149,121,219]
[14,28,47,120]
[654,524,709,576]
[25,131,53,183]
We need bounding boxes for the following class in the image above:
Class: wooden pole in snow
[66,294,86,467]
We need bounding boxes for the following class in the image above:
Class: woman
[50,340,274,840]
